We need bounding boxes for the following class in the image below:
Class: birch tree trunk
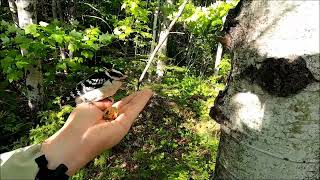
[8,0,19,26]
[213,0,230,75]
[210,0,319,179]
[150,0,160,52]
[156,0,173,80]
[16,0,44,111]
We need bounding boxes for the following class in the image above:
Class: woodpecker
[61,68,126,106]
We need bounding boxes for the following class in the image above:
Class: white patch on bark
[251,1,319,58]
[227,92,265,131]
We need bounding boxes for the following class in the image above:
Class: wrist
[40,138,78,176]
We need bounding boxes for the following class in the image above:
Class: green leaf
[16,61,29,69]
[7,24,17,33]
[68,43,76,52]
[69,30,82,39]
[25,24,40,37]
[81,51,94,59]
[50,34,64,44]
[99,33,112,44]
[1,20,9,26]
[1,36,10,44]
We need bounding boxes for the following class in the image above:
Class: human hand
[41,89,153,175]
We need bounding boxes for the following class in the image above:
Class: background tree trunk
[16,0,44,111]
[210,0,319,179]
[151,0,160,52]
[52,0,57,20]
[156,0,173,81]
[213,0,230,76]
[57,0,63,21]
[68,0,76,21]
[8,0,19,26]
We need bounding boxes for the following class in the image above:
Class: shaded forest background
[0,0,237,179]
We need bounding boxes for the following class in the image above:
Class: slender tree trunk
[68,0,76,21]
[52,0,57,20]
[213,0,230,75]
[155,0,173,81]
[8,0,19,26]
[158,0,172,56]
[16,0,44,111]
[151,0,160,52]
[210,1,320,179]
[57,0,63,20]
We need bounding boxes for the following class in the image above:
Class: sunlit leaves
[114,0,152,46]
[180,0,238,36]
[50,34,64,44]
[25,24,40,37]
[0,21,115,83]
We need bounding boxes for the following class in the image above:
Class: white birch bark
[156,0,173,80]
[8,0,19,26]
[210,1,320,179]
[16,0,44,111]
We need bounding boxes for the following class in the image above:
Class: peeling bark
[210,0,320,179]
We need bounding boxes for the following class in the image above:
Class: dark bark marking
[26,70,30,75]
[37,83,41,92]
[33,64,37,68]
[223,0,243,33]
[216,0,244,50]
[27,84,34,91]
[209,88,229,124]
[242,56,317,97]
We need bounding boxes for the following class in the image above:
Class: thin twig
[82,15,112,31]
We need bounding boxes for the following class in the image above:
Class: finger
[92,99,113,111]
[123,89,153,117]
[111,89,153,131]
[112,91,142,109]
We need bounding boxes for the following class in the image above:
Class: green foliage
[150,65,225,120]
[0,20,114,82]
[114,0,152,48]
[181,0,238,37]
[218,54,232,78]
[29,106,74,144]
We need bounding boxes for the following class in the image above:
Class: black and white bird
[61,68,126,106]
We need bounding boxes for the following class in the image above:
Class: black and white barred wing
[61,72,121,105]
